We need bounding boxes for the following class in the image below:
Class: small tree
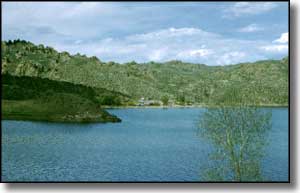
[198,105,272,181]
[176,94,185,105]
[161,95,169,106]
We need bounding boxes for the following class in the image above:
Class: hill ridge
[2,40,288,106]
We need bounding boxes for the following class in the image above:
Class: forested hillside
[2,74,121,122]
[2,40,289,106]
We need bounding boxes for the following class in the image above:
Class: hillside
[2,74,121,123]
[2,40,289,106]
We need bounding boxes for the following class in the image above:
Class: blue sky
[2,2,288,65]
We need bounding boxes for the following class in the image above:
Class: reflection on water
[2,108,288,182]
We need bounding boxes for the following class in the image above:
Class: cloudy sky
[2,2,288,65]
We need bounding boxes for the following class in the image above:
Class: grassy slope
[2,40,288,106]
[2,74,121,123]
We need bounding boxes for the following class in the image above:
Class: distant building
[138,97,162,106]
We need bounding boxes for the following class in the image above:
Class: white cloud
[2,2,288,66]
[190,49,213,57]
[54,27,276,65]
[259,32,288,54]
[177,49,213,59]
[128,27,218,41]
[224,2,278,18]
[217,52,246,65]
[74,40,83,44]
[62,2,114,18]
[260,45,288,53]
[238,24,264,33]
[42,27,288,65]
[148,48,169,61]
[273,32,288,43]
[2,2,133,41]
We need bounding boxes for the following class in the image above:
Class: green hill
[2,40,288,106]
[2,74,121,123]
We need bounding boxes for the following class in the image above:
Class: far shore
[103,104,289,109]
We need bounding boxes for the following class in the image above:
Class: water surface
[2,108,288,181]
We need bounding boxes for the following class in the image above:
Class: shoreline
[2,104,288,123]
[103,104,289,109]
[1,113,121,124]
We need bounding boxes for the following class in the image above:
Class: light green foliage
[198,105,272,181]
[1,40,288,106]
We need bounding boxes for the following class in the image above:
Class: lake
[1,108,288,182]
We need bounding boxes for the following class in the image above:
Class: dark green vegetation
[2,74,121,123]
[198,106,272,181]
[2,40,288,106]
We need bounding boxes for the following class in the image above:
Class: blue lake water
[2,108,288,182]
